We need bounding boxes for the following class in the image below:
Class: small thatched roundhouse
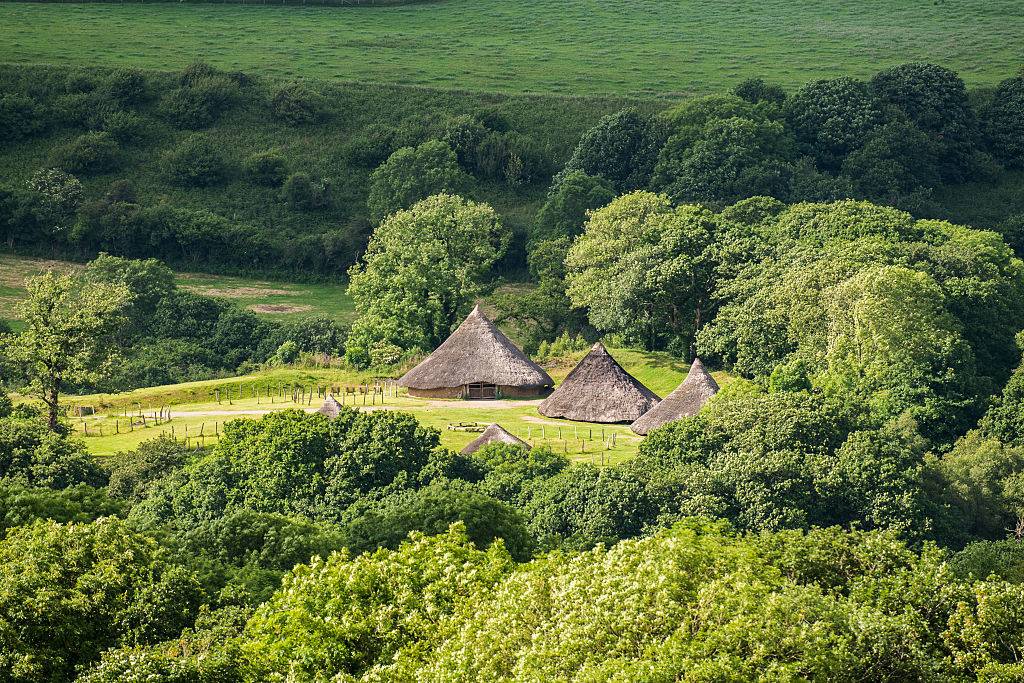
[460,423,531,455]
[398,305,553,399]
[630,357,719,435]
[538,342,660,423]
[317,395,344,419]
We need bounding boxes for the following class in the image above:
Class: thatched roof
[538,343,660,423]
[317,395,344,419]
[398,305,553,390]
[630,358,719,435]
[461,423,531,455]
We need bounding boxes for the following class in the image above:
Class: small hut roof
[538,343,660,423]
[630,358,719,435]
[398,305,553,390]
[460,423,531,455]
[317,395,344,419]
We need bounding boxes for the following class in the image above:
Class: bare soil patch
[186,285,301,298]
[249,303,313,314]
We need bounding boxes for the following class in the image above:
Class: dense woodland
[3,58,1024,680]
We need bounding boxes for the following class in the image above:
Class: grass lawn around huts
[58,349,731,463]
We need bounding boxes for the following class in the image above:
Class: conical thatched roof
[398,305,553,390]
[538,343,660,423]
[630,358,719,435]
[461,423,531,455]
[317,395,344,419]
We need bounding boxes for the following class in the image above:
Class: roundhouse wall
[406,385,550,399]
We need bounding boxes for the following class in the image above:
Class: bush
[367,140,472,221]
[733,77,787,105]
[984,76,1024,168]
[0,93,43,144]
[103,68,148,105]
[271,82,326,125]
[162,134,229,187]
[51,131,119,175]
[159,76,240,129]
[280,172,332,211]
[245,150,288,186]
[100,110,149,144]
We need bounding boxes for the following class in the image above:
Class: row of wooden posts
[213,380,400,406]
[80,405,172,437]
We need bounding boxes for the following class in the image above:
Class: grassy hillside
[59,348,721,461]
[1,1,1022,97]
[0,253,353,330]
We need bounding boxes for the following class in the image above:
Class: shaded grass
[1,0,1022,97]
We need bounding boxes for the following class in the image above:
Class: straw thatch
[630,358,719,435]
[538,343,660,423]
[461,423,531,455]
[398,304,553,397]
[317,395,344,419]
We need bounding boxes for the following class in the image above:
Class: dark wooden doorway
[466,382,497,399]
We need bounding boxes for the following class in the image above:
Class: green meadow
[61,348,721,461]
[0,253,353,328]
[1,0,1021,97]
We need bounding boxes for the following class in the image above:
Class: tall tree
[10,271,129,430]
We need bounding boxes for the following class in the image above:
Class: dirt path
[169,398,541,418]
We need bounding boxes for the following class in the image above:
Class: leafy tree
[652,116,795,204]
[161,134,229,187]
[241,525,513,681]
[557,108,666,193]
[367,140,472,222]
[0,518,205,682]
[0,482,122,536]
[983,75,1024,168]
[870,62,980,181]
[107,435,190,503]
[531,170,615,243]
[347,194,509,359]
[10,271,130,430]
[733,77,787,105]
[785,77,883,170]
[0,411,106,489]
[0,93,43,144]
[24,167,83,237]
[565,191,719,353]
[840,121,941,211]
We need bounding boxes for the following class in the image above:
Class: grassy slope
[0,253,354,328]
[1,1,1022,97]
[62,348,726,462]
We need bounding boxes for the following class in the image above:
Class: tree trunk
[46,386,61,432]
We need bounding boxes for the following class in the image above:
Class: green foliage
[984,75,1024,168]
[0,482,122,536]
[107,435,190,503]
[51,131,120,175]
[161,134,229,187]
[0,93,43,144]
[565,191,719,353]
[347,193,509,358]
[733,77,787,105]
[158,66,240,129]
[271,81,326,125]
[241,525,513,681]
[9,270,130,429]
[0,518,204,682]
[785,77,883,170]
[0,411,107,488]
[280,171,332,211]
[557,108,665,193]
[366,140,472,222]
[532,170,614,244]
[244,149,288,186]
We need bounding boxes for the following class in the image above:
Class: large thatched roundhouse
[398,305,554,399]
[460,423,531,455]
[538,342,660,423]
[630,357,719,435]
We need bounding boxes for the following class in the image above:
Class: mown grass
[62,349,728,462]
[1,0,1022,97]
[0,253,354,324]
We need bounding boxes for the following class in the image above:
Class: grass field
[0,253,352,328]
[61,349,725,463]
[1,1,1021,97]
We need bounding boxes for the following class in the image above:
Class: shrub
[0,93,43,144]
[245,150,288,186]
[100,110,149,144]
[271,82,326,125]
[280,172,332,211]
[103,68,148,105]
[159,76,240,129]
[733,77,787,105]
[51,131,119,175]
[162,135,229,187]
[367,140,472,221]
[984,76,1024,168]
